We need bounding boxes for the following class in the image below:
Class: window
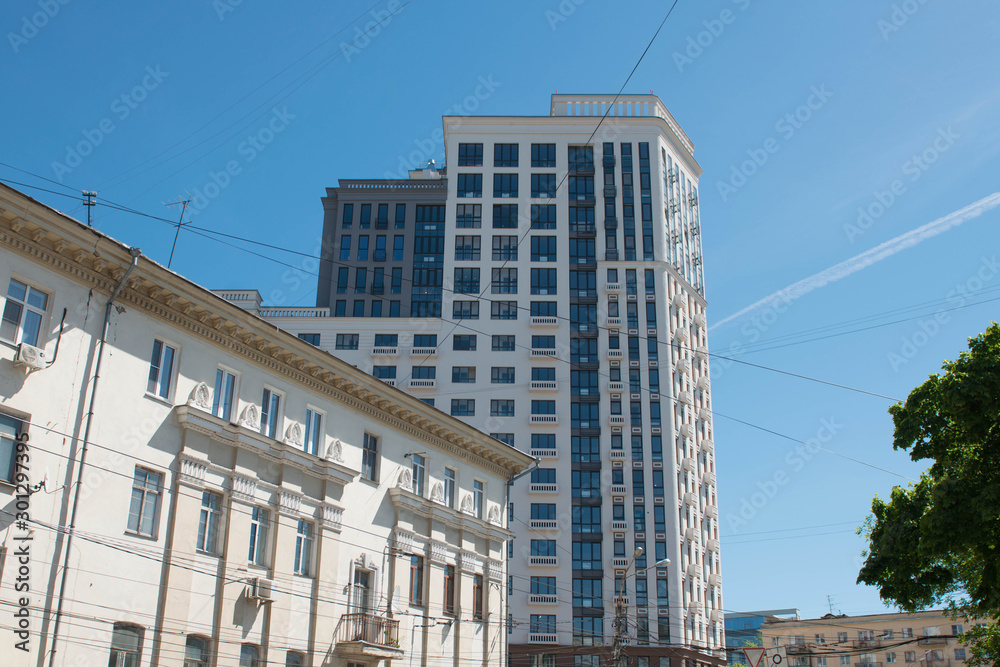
[531,236,557,262]
[530,205,557,232]
[569,238,596,264]
[473,573,484,619]
[410,555,424,605]
[569,145,594,170]
[454,267,480,293]
[531,175,557,199]
[374,235,387,261]
[412,366,435,380]
[285,653,305,667]
[356,235,369,261]
[492,268,518,294]
[492,432,514,445]
[572,506,601,534]
[1,278,48,347]
[493,334,516,351]
[240,645,259,667]
[458,143,483,166]
[568,175,594,200]
[840,658,850,666]
[636,578,648,606]
[452,366,476,383]
[530,301,557,317]
[532,433,556,450]
[294,520,314,575]
[574,616,603,646]
[444,468,456,508]
[492,235,518,260]
[491,399,515,416]
[451,399,475,416]
[571,402,599,429]
[818,659,827,667]
[392,235,404,261]
[531,655,556,667]
[531,575,557,595]
[532,143,556,167]
[904,652,916,662]
[341,203,354,228]
[573,579,602,607]
[413,334,437,349]
[654,506,666,532]
[572,470,600,498]
[335,333,359,350]
[571,436,600,463]
[886,653,897,664]
[492,367,515,384]
[838,632,848,643]
[571,370,599,395]
[260,388,281,439]
[532,539,557,556]
[531,614,556,634]
[491,301,518,320]
[391,267,402,294]
[146,339,176,400]
[444,565,456,614]
[362,432,379,482]
[185,636,210,667]
[455,235,481,260]
[531,400,556,415]
[473,480,485,518]
[493,203,518,227]
[531,268,558,295]
[569,207,595,232]
[494,143,519,167]
[359,204,371,228]
[453,335,477,351]
[955,649,966,660]
[109,623,143,667]
[196,491,222,554]
[457,174,482,197]
[304,408,322,455]
[339,236,351,261]
[127,467,161,537]
[411,454,426,496]
[395,203,406,228]
[952,624,963,635]
[248,507,269,566]
[633,506,646,531]
[297,332,320,346]
[452,301,479,320]
[336,267,349,293]
[456,203,482,228]
[494,173,518,198]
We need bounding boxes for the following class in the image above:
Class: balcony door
[351,569,372,614]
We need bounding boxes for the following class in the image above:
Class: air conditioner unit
[15,343,48,371]
[246,577,274,602]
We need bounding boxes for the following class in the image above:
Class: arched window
[184,635,210,667]
[239,644,260,667]
[109,623,143,667]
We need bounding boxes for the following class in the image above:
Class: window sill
[124,529,159,541]
[143,392,174,408]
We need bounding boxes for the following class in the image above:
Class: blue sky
[3,0,999,620]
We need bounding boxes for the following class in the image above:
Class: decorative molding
[283,422,302,447]
[486,559,504,582]
[178,454,208,488]
[231,474,257,502]
[355,552,379,573]
[321,504,343,532]
[278,490,303,516]
[238,404,259,431]
[460,493,474,516]
[430,482,445,505]
[487,505,501,526]
[458,550,483,573]
[392,528,415,553]
[187,381,212,412]
[325,438,344,464]
[396,468,413,492]
[428,541,455,565]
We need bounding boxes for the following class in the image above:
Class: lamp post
[611,547,671,667]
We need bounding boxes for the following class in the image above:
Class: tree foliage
[858,322,1000,666]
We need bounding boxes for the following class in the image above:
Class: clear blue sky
[4,0,999,620]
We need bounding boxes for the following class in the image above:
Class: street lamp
[611,547,671,667]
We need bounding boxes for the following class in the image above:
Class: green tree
[857,322,1000,666]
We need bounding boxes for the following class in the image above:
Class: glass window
[531,143,556,167]
[451,399,475,416]
[473,479,485,518]
[453,335,477,350]
[411,454,426,496]
[531,175,557,199]
[530,268,558,295]
[294,520,314,575]
[491,367,515,384]
[572,470,600,497]
[444,468,456,508]
[456,203,482,228]
[452,366,476,383]
[452,301,479,320]
[304,409,322,456]
[531,433,556,450]
[127,467,161,537]
[362,432,379,482]
[184,636,210,667]
[1,278,49,347]
[444,565,456,614]
[196,491,222,554]
[146,339,176,400]
[492,235,518,260]
[239,645,259,667]
[494,143,519,167]
[341,203,354,228]
[573,616,603,646]
[457,174,482,198]
[410,555,424,605]
[531,539,557,556]
[260,389,281,438]
[455,235,481,261]
[285,652,305,667]
[453,267,480,294]
[571,436,600,463]
[573,579,602,607]
[491,301,518,320]
[109,624,143,667]
[491,399,515,416]
[458,143,483,166]
[530,237,557,262]
[248,506,270,566]
[572,506,601,533]
[493,203,518,228]
[491,268,518,294]
[492,334,516,351]
[395,203,406,227]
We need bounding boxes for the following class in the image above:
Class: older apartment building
[0,182,533,667]
[761,610,986,667]
[257,94,724,667]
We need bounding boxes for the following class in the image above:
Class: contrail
[711,191,1000,330]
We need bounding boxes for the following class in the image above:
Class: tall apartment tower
[262,94,722,666]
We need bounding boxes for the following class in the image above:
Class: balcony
[611,520,628,531]
[786,644,810,654]
[677,358,691,374]
[695,346,709,361]
[612,557,629,568]
[528,555,558,567]
[410,347,437,356]
[687,564,703,578]
[708,573,721,587]
[379,379,397,387]
[407,379,436,389]
[608,381,625,392]
[705,505,719,518]
[699,407,712,422]
[684,526,698,540]
[530,415,559,425]
[610,486,627,496]
[528,634,559,644]
[605,282,622,292]
[528,594,559,605]
[704,471,716,486]
[530,381,559,391]
[530,483,558,493]
[605,316,622,328]
[336,612,403,660]
[609,416,626,426]
[701,439,714,453]
[530,448,558,459]
[607,349,624,359]
[530,519,558,530]
[604,185,618,197]
[682,457,697,472]
[706,538,720,552]
[372,347,398,356]
[609,449,627,459]
[698,376,711,391]
[680,423,695,439]
[531,348,557,357]
[677,391,693,405]
[531,316,559,327]
[683,492,698,506]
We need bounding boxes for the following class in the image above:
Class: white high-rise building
[260,94,723,667]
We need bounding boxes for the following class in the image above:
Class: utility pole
[610,548,671,667]
[165,197,191,269]
[82,191,96,226]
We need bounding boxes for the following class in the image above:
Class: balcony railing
[528,594,559,605]
[528,555,558,567]
[337,612,400,649]
[530,415,558,425]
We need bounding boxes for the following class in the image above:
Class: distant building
[726,610,800,665]
[761,610,988,667]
